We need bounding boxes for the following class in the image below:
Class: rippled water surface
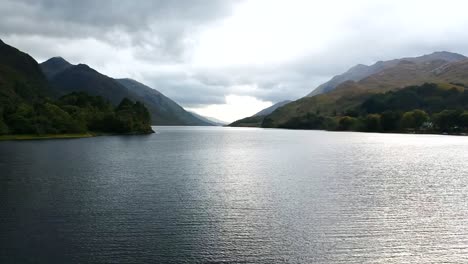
[2,126,468,263]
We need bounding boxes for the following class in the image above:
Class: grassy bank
[0,133,95,141]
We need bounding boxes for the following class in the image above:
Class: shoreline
[0,133,95,141]
[229,126,468,136]
[0,130,155,141]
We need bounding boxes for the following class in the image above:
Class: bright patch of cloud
[187,95,272,123]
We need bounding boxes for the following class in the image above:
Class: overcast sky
[3,0,468,122]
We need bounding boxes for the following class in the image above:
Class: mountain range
[261,51,468,128]
[307,51,466,97]
[4,37,468,133]
[0,39,153,136]
[40,57,212,126]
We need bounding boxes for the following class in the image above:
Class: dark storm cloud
[0,0,237,61]
[1,0,235,35]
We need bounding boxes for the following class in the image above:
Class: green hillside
[264,57,468,129]
[265,83,468,134]
[0,39,153,138]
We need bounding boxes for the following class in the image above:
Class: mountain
[267,83,468,133]
[266,83,468,135]
[40,58,212,126]
[40,56,72,78]
[307,51,466,96]
[45,62,133,104]
[116,79,212,126]
[264,52,468,128]
[0,39,153,136]
[0,39,50,103]
[228,100,291,127]
[189,112,227,126]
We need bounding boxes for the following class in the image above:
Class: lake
[1,126,468,263]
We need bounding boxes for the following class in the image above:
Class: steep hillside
[116,79,213,126]
[307,51,466,96]
[48,63,132,104]
[266,83,468,134]
[40,58,212,126]
[0,39,50,102]
[0,40,153,136]
[264,55,468,128]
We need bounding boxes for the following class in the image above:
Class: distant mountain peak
[348,64,368,71]
[430,51,464,56]
[47,56,70,64]
[307,51,467,97]
[76,63,91,69]
[41,56,73,78]
[411,51,466,62]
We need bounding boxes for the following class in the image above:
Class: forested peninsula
[0,39,153,140]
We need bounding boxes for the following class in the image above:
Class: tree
[411,109,429,129]
[1,92,153,136]
[338,116,359,131]
[279,113,328,129]
[364,114,382,132]
[400,110,428,130]
[459,111,468,130]
[5,103,36,134]
[37,102,85,133]
[433,110,461,132]
[0,113,9,135]
[380,111,401,132]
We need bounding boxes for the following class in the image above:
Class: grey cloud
[1,0,238,62]
[143,74,227,107]
[141,64,328,107]
[5,0,235,34]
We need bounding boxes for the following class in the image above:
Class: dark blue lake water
[2,126,468,263]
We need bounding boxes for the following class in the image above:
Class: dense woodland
[265,83,468,134]
[0,92,153,135]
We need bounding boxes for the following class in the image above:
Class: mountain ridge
[264,52,468,128]
[0,39,153,136]
[41,57,73,78]
[116,78,213,126]
[307,51,467,97]
[40,59,213,126]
